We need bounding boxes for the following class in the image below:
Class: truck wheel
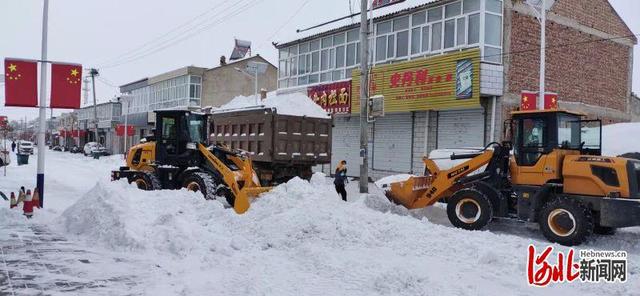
[131,172,161,191]
[216,186,235,208]
[539,198,593,246]
[183,172,217,200]
[447,189,493,230]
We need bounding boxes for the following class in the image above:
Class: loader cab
[155,110,208,166]
[510,110,602,167]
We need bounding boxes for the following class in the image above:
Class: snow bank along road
[0,151,639,295]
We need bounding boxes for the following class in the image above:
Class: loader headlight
[186,142,197,150]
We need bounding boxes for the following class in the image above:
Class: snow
[215,92,331,119]
[374,174,414,188]
[1,146,640,295]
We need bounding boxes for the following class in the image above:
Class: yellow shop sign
[352,48,481,113]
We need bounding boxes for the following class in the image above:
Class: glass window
[311,52,319,72]
[298,75,308,85]
[321,36,332,48]
[377,21,392,34]
[484,46,502,63]
[456,18,466,46]
[558,115,581,149]
[486,0,503,14]
[308,74,319,83]
[376,36,387,61]
[320,72,331,82]
[320,49,329,70]
[523,118,546,147]
[336,45,345,68]
[422,26,430,52]
[162,117,176,140]
[289,45,298,55]
[444,20,455,48]
[291,57,298,75]
[468,13,480,44]
[445,2,461,18]
[485,14,502,46]
[463,0,480,13]
[411,27,421,54]
[299,42,309,53]
[279,49,289,59]
[412,11,426,26]
[310,40,320,50]
[396,31,409,57]
[428,7,442,21]
[387,35,395,58]
[393,16,409,31]
[347,29,359,42]
[188,115,205,143]
[332,70,344,81]
[334,33,345,45]
[432,22,442,50]
[346,43,356,66]
[298,56,306,74]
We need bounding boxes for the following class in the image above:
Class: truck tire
[130,172,162,191]
[447,188,493,230]
[215,185,235,208]
[538,198,593,246]
[183,172,218,200]
[593,224,616,235]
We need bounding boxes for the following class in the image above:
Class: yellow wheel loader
[385,109,640,246]
[111,110,271,214]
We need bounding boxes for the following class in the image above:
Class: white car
[0,149,10,167]
[18,141,34,155]
[83,142,108,156]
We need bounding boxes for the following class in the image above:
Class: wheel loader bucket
[385,176,431,208]
[233,187,273,214]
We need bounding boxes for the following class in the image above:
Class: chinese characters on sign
[527,245,627,287]
[307,81,351,114]
[352,48,480,113]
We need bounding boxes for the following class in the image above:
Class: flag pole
[36,0,49,208]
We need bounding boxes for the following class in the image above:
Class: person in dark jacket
[334,160,348,201]
[11,141,16,153]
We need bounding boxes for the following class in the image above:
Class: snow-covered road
[0,150,638,295]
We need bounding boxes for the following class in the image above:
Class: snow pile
[53,174,640,295]
[216,92,331,119]
[602,122,640,156]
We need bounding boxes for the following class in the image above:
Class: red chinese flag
[51,63,82,109]
[544,93,558,110]
[4,59,38,107]
[520,91,537,111]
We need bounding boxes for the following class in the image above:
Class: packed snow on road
[0,136,639,295]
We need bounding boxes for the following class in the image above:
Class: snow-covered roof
[275,0,440,47]
[213,92,331,119]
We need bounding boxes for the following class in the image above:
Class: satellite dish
[525,0,556,10]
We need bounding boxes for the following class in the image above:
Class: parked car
[83,142,108,156]
[0,149,10,167]
[18,141,34,155]
[70,146,82,154]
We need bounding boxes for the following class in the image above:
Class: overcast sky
[1,0,638,121]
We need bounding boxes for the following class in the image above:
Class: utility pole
[359,0,369,193]
[90,68,99,142]
[36,0,49,208]
[538,0,546,110]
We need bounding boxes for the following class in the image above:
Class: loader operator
[334,160,348,201]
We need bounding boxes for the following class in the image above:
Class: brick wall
[506,9,632,113]
[551,0,636,40]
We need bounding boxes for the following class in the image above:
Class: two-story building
[119,55,277,150]
[274,0,636,179]
[77,100,122,154]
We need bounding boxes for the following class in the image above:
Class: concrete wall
[201,55,277,108]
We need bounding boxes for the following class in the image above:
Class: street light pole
[36,0,49,208]
[90,68,99,142]
[538,0,546,110]
[358,0,369,193]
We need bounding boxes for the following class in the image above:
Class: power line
[98,0,263,69]
[256,0,313,51]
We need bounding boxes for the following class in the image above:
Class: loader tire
[216,186,235,208]
[183,172,218,200]
[539,198,593,246]
[131,172,162,191]
[447,189,493,231]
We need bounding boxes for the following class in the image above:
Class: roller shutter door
[437,109,485,149]
[331,117,361,177]
[372,113,412,173]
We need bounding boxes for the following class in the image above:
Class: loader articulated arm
[197,144,272,214]
[387,148,496,210]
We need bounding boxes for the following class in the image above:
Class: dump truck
[111,110,271,214]
[209,107,332,185]
[385,109,640,246]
